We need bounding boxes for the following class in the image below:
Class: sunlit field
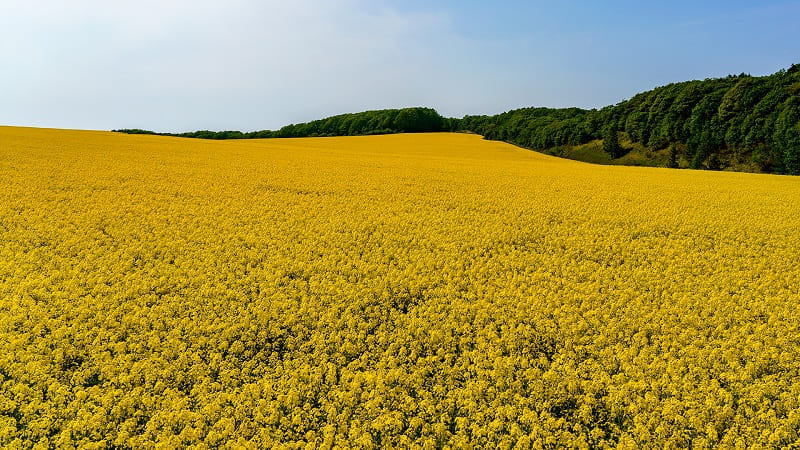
[2,126,800,448]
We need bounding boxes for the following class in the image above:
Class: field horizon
[110,64,800,177]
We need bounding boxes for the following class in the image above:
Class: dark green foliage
[113,128,252,139]
[113,128,157,135]
[116,108,446,141]
[454,107,597,151]
[271,107,444,137]
[784,126,800,175]
[667,144,679,168]
[603,127,624,158]
[448,65,800,174]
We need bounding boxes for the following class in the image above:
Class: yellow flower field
[1,126,800,448]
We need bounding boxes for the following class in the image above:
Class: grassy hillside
[3,127,800,447]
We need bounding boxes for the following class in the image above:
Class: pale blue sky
[1,0,798,132]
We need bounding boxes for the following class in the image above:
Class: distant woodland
[116,65,800,175]
[116,107,445,140]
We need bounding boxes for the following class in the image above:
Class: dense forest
[116,65,800,174]
[454,64,800,174]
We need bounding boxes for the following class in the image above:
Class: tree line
[116,64,800,174]
[451,64,800,174]
[115,107,446,140]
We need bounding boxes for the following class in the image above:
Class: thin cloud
[0,0,460,131]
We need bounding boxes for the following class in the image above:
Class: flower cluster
[1,127,800,448]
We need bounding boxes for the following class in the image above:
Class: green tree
[783,125,800,175]
[667,144,679,168]
[603,127,624,158]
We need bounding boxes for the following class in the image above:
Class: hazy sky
[2,0,799,132]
